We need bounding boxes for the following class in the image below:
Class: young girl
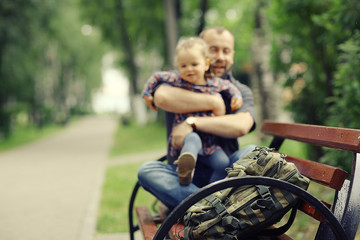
[142,37,242,185]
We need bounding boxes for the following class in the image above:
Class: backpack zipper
[280,169,298,182]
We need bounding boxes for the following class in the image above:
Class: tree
[267,0,360,167]
[0,0,105,138]
[0,0,56,135]
[250,0,280,140]
[324,32,360,172]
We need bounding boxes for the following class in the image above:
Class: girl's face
[177,46,210,85]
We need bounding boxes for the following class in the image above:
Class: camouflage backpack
[181,147,310,240]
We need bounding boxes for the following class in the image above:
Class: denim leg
[180,132,202,156]
[198,149,230,182]
[137,161,200,209]
[229,144,257,166]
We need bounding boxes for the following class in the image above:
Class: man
[138,26,256,209]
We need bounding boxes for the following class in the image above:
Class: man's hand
[144,95,157,111]
[171,122,193,149]
[231,97,243,111]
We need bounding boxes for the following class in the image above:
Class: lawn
[97,119,165,233]
[109,119,166,157]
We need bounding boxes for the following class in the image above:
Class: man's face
[202,30,235,78]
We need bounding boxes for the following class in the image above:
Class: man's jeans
[137,144,256,209]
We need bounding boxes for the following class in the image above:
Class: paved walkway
[0,115,167,240]
[0,116,117,240]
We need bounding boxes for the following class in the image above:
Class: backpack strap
[252,185,275,209]
[205,195,229,217]
[258,200,301,237]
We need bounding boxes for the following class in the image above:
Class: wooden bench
[129,121,360,239]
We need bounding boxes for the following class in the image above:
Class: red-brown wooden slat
[284,155,348,191]
[136,206,158,240]
[299,201,332,222]
[261,121,360,152]
[169,223,185,240]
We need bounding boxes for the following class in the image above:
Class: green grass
[109,120,166,157]
[96,162,157,233]
[98,119,166,233]
[0,124,62,153]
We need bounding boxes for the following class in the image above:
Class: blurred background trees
[0,0,359,171]
[0,0,105,138]
[267,0,360,169]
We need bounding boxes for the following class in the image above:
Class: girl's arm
[154,85,226,116]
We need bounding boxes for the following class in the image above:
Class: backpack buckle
[206,195,229,218]
[214,200,228,217]
[253,185,275,209]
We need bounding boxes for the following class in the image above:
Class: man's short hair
[199,26,234,40]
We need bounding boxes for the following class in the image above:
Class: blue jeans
[137,144,257,209]
[181,132,230,182]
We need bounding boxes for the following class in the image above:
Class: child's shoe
[176,152,196,185]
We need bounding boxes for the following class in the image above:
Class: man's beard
[208,59,229,78]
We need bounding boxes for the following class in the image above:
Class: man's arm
[154,85,226,116]
[196,112,253,137]
[170,80,256,149]
[171,112,254,149]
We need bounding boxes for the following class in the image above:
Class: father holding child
[138,26,256,210]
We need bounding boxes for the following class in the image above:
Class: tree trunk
[114,0,145,124]
[115,0,138,95]
[197,0,209,35]
[164,0,179,69]
[251,1,282,141]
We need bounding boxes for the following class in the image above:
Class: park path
[0,115,166,240]
[0,116,117,240]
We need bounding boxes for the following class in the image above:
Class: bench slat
[261,120,360,152]
[284,155,347,191]
[136,206,158,240]
[169,223,184,240]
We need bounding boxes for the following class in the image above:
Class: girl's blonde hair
[174,37,209,64]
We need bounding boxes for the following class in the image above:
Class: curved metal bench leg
[154,177,349,240]
[128,181,141,240]
[128,155,167,240]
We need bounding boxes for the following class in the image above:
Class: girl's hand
[231,97,243,111]
[144,95,157,111]
[171,122,193,149]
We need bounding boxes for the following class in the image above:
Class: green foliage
[327,32,360,129]
[79,0,167,87]
[323,32,360,172]
[268,0,337,124]
[179,0,257,77]
[267,0,360,168]
[0,0,106,138]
